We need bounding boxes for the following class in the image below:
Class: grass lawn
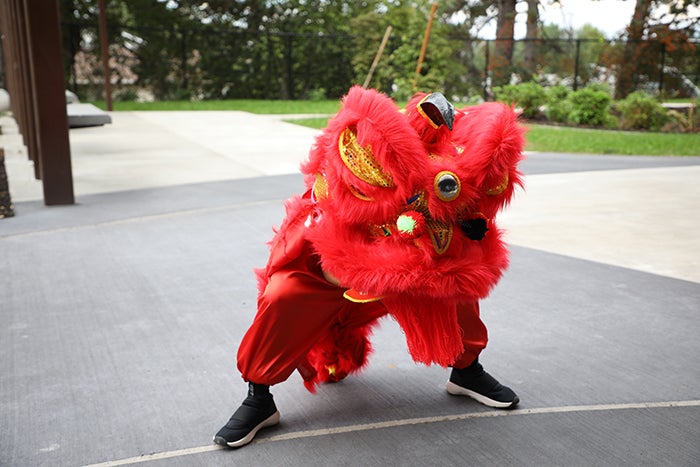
[91,99,341,114]
[525,124,699,156]
[289,117,699,157]
[93,99,699,156]
[287,118,700,156]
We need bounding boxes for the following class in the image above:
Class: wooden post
[0,148,14,218]
[98,0,113,111]
[412,1,439,91]
[363,26,392,89]
[22,0,75,205]
[2,0,40,178]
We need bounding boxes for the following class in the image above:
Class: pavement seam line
[81,399,700,466]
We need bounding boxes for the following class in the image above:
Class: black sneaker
[213,394,280,448]
[446,360,519,409]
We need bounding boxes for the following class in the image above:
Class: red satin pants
[237,243,488,386]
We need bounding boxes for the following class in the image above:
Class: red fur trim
[385,296,464,366]
[307,222,508,300]
[452,103,526,218]
[302,321,377,392]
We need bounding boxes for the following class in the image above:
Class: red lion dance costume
[215,86,525,448]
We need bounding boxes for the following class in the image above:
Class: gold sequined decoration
[406,191,452,254]
[425,218,453,254]
[338,128,394,188]
[313,173,329,201]
[485,173,509,196]
[369,224,393,237]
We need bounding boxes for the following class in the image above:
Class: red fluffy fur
[302,320,377,392]
[263,86,525,384]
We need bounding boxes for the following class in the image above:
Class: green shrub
[617,91,669,131]
[548,85,570,101]
[545,85,572,123]
[493,82,546,119]
[661,110,690,133]
[167,88,192,101]
[307,88,327,101]
[582,82,611,95]
[114,88,139,102]
[568,87,614,127]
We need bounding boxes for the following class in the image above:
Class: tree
[614,0,699,98]
[616,0,653,98]
[491,0,517,85]
[522,0,539,79]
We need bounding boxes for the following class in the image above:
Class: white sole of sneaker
[446,381,518,409]
[214,410,281,448]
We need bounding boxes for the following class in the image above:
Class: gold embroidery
[338,128,394,188]
[369,224,393,237]
[407,191,428,213]
[348,184,373,201]
[426,218,453,254]
[485,173,509,196]
[406,191,452,254]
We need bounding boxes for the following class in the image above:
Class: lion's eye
[434,171,461,201]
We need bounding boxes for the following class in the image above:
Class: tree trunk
[523,0,539,79]
[492,0,517,85]
[615,0,652,99]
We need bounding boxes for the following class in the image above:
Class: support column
[0,148,14,218]
[23,0,74,205]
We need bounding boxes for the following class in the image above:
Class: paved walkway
[1,111,699,466]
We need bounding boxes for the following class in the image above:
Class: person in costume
[214,86,525,448]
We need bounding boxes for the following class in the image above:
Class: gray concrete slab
[2,111,318,202]
[2,176,699,467]
[67,103,112,128]
[1,111,699,466]
[521,151,700,174]
[501,162,700,283]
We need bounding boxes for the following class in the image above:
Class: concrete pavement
[1,111,699,466]
[5,110,699,282]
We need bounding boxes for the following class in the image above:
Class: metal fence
[481,37,700,97]
[8,20,695,102]
[58,22,359,101]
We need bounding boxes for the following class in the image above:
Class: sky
[479,0,637,39]
[536,0,637,37]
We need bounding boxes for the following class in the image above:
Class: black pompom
[459,218,488,241]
